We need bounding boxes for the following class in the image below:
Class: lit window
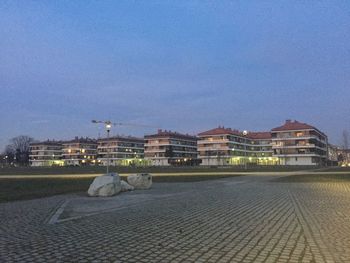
[296,132,304,137]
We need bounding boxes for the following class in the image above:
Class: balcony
[144,143,197,148]
[271,136,319,141]
[272,143,316,149]
[197,139,230,144]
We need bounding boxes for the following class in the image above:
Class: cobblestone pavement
[1,174,350,262]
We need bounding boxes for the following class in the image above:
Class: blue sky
[0,0,349,149]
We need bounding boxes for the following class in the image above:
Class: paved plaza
[1,174,350,262]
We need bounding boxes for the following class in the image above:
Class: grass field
[0,165,320,175]
[0,173,245,203]
[1,166,350,203]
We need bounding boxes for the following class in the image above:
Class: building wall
[198,131,277,166]
[144,130,198,166]
[271,126,327,166]
[29,143,63,167]
[62,140,98,165]
[279,156,314,166]
[97,137,145,166]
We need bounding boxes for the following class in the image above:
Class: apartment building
[198,127,247,166]
[97,136,147,166]
[197,127,278,166]
[249,132,279,165]
[62,137,98,166]
[29,141,64,167]
[271,120,328,166]
[144,129,198,166]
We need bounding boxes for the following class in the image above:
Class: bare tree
[343,130,349,150]
[9,135,34,152]
[6,135,35,166]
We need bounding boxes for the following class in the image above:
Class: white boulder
[127,173,152,190]
[87,173,121,197]
[121,180,134,192]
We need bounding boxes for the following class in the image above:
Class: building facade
[249,132,279,165]
[62,137,98,166]
[144,130,198,166]
[97,136,148,166]
[271,120,328,166]
[29,141,64,167]
[27,120,336,167]
[197,127,278,166]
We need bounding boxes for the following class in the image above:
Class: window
[296,132,304,137]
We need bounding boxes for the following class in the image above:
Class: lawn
[0,173,245,203]
[1,166,348,203]
[0,165,317,175]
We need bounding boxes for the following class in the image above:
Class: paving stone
[1,175,350,262]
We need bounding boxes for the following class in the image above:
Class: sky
[0,0,349,150]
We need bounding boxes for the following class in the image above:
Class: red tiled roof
[145,129,197,140]
[271,120,327,137]
[198,127,242,136]
[248,132,271,140]
[271,120,315,132]
[198,127,272,139]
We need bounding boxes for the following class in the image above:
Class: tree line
[1,135,34,167]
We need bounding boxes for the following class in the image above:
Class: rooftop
[198,127,272,140]
[98,135,144,143]
[198,127,242,137]
[62,137,97,144]
[248,132,272,140]
[145,129,197,140]
[30,140,63,146]
[271,120,326,137]
[271,120,315,131]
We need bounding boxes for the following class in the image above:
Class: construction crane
[91,120,157,174]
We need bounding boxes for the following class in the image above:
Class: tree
[6,135,35,166]
[3,145,15,166]
[343,130,349,150]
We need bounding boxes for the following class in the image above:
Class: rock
[87,173,121,197]
[121,180,134,192]
[127,173,152,190]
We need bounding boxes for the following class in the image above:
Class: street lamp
[243,130,248,170]
[92,120,113,175]
[105,123,112,174]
